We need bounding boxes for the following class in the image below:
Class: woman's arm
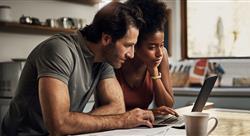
[150,48,174,108]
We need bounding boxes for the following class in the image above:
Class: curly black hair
[125,0,167,46]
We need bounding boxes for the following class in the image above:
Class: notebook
[153,75,218,128]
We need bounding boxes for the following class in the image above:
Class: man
[2,2,154,136]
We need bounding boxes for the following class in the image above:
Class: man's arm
[39,77,154,135]
[90,77,125,115]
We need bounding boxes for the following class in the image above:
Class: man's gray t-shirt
[2,31,115,135]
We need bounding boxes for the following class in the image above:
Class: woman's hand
[151,106,179,117]
[147,58,162,77]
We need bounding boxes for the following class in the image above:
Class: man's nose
[126,47,134,59]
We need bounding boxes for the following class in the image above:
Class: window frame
[165,9,172,56]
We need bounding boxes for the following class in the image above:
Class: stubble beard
[104,43,121,69]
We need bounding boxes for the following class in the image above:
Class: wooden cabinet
[0,21,77,35]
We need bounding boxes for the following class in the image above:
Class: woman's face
[135,31,164,67]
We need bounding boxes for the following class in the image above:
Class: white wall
[0,0,98,62]
[0,0,180,62]
[0,0,250,86]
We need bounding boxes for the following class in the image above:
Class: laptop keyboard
[158,116,184,125]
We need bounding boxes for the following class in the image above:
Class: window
[99,0,112,9]
[181,0,250,59]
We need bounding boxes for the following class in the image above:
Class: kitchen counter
[174,87,250,97]
[173,87,250,110]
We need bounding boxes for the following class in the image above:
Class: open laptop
[154,75,218,128]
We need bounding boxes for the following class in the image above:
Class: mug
[184,112,218,136]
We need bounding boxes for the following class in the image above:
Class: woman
[115,0,177,116]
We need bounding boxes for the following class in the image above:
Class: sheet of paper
[165,128,186,136]
[74,126,174,136]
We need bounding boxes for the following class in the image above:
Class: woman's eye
[148,44,156,49]
[148,46,155,50]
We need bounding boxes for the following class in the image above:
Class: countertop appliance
[0,61,25,97]
[0,61,25,132]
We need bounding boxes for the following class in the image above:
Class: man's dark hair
[125,0,168,47]
[80,2,144,43]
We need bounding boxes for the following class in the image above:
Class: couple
[1,0,178,135]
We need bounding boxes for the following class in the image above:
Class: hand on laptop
[121,108,155,128]
[151,106,179,117]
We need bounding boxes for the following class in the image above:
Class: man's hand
[151,106,179,117]
[121,108,155,128]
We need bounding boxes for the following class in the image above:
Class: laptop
[153,75,218,128]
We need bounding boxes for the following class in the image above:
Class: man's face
[104,26,139,69]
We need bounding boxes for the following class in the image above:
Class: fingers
[123,108,155,128]
[164,107,179,117]
[140,120,153,128]
[154,106,179,117]
[140,110,154,128]
[138,109,154,128]
[143,110,154,123]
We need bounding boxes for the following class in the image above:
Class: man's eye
[126,44,133,48]
[160,44,164,48]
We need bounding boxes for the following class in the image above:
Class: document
[74,126,186,136]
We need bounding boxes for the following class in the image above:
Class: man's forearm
[90,102,125,115]
[47,108,154,135]
[48,112,124,135]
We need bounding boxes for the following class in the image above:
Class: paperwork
[75,126,186,136]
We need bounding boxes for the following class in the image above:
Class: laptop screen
[192,76,218,112]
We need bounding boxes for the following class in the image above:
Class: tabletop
[74,106,250,136]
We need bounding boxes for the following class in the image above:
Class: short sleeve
[36,38,74,85]
[99,63,115,80]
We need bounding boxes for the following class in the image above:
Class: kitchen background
[0,0,250,129]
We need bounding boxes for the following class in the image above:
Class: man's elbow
[112,101,125,113]
[45,118,69,135]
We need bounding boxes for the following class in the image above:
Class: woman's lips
[154,58,162,63]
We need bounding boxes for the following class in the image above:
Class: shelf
[0,21,77,35]
[60,0,101,5]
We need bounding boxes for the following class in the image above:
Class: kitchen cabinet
[0,21,77,35]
